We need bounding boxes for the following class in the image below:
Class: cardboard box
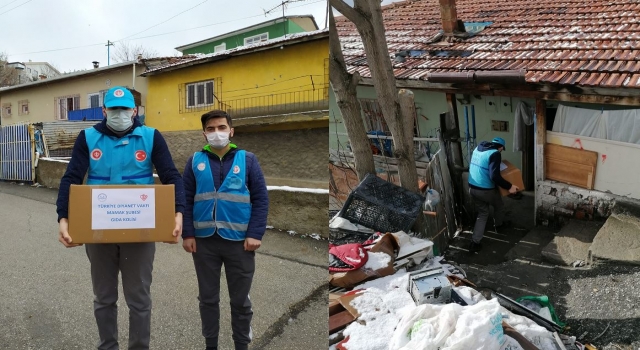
[68,184,176,244]
[499,160,525,196]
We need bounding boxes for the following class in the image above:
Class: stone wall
[536,180,617,226]
[162,127,328,183]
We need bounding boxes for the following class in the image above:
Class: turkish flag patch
[135,150,147,162]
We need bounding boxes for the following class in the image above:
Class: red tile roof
[336,0,640,88]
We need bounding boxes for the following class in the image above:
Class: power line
[7,0,325,57]
[0,0,21,10]
[0,0,36,16]
[117,0,209,42]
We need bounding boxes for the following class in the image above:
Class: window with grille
[18,100,28,115]
[2,103,11,118]
[186,80,214,108]
[244,33,268,45]
[88,93,102,108]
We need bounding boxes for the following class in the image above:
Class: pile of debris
[328,176,598,350]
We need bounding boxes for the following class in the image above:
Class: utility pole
[106,40,115,66]
[263,0,306,37]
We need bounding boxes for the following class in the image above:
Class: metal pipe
[426,70,526,84]
[427,71,474,83]
[471,105,476,139]
[465,106,471,163]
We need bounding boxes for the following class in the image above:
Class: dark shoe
[468,241,482,253]
[206,347,218,350]
[495,220,512,229]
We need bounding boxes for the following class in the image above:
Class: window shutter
[197,84,205,105]
[205,82,214,105]
[187,85,195,107]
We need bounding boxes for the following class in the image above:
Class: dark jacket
[182,145,269,241]
[56,118,186,221]
[469,141,512,191]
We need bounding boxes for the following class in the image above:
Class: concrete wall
[547,131,640,200]
[145,38,328,131]
[0,64,147,125]
[329,87,535,169]
[161,127,328,184]
[35,158,329,237]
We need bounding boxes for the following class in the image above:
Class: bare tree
[330,0,419,194]
[0,52,19,86]
[112,41,159,63]
[329,10,376,181]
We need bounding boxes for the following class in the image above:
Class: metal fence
[225,88,329,119]
[0,123,35,182]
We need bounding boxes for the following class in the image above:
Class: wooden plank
[438,132,458,241]
[329,310,355,333]
[545,158,596,189]
[329,300,345,316]
[545,143,598,166]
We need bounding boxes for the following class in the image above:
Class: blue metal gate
[0,124,35,182]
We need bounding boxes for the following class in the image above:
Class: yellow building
[141,29,329,132]
[0,61,148,125]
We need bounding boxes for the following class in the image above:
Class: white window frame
[18,100,28,116]
[186,80,215,108]
[88,92,102,108]
[214,43,226,53]
[55,95,80,120]
[244,32,268,46]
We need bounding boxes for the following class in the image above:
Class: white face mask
[106,109,134,132]
[206,131,230,149]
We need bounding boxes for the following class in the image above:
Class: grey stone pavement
[0,182,328,350]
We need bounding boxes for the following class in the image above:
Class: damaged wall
[536,180,616,226]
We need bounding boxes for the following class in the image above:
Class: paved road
[0,182,328,350]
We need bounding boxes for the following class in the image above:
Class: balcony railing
[223,88,329,119]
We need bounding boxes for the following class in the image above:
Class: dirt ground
[444,192,640,349]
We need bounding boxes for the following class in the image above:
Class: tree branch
[329,0,367,28]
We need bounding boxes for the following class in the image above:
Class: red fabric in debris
[329,243,368,272]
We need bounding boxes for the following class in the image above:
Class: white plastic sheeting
[552,104,640,144]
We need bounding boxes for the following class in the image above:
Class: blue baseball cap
[104,86,135,108]
[492,137,506,150]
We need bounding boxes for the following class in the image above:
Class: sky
[1,0,328,73]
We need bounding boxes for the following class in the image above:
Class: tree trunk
[331,0,419,194]
[397,89,419,193]
[329,10,376,181]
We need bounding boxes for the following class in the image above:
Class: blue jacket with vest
[468,141,512,191]
[182,144,269,241]
[56,118,185,221]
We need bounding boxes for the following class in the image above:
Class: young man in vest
[56,86,185,350]
[182,110,268,350]
[467,137,518,253]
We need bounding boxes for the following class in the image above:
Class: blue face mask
[106,109,134,132]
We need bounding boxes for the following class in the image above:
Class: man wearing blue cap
[56,86,185,350]
[467,136,518,253]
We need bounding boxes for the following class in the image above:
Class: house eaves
[0,61,142,94]
[145,28,328,77]
[175,15,317,52]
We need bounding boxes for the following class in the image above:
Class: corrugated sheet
[336,0,640,88]
[0,123,34,182]
[42,121,96,151]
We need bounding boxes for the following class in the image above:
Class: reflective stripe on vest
[85,126,155,185]
[468,148,497,189]
[192,150,251,240]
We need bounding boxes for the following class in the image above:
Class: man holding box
[56,86,185,350]
[467,137,518,253]
[182,110,269,350]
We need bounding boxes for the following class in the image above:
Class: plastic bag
[389,299,506,350]
[515,295,565,327]
[423,188,441,211]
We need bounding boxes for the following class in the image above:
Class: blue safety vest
[192,150,251,240]
[85,126,155,185]
[468,148,497,189]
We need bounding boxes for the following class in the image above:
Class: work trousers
[85,243,155,350]
[470,187,505,243]
[192,234,255,350]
